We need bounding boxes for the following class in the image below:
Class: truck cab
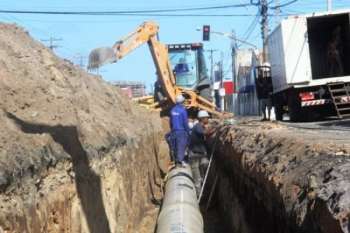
[167,43,212,100]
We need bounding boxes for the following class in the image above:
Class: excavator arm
[88,21,226,117]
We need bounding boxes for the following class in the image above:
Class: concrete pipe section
[156,165,204,233]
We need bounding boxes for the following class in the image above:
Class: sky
[0,0,349,92]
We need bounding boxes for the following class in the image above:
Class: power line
[0,11,289,17]
[0,4,252,15]
[269,0,298,9]
[242,12,260,42]
[247,0,299,62]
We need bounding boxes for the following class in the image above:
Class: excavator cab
[168,43,212,100]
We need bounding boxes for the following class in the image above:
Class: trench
[199,162,232,233]
[197,124,350,233]
[201,158,278,233]
[2,118,350,233]
[202,200,232,233]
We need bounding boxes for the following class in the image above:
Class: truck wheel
[273,94,284,121]
[288,96,302,122]
[275,104,283,121]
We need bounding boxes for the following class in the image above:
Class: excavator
[88,21,227,117]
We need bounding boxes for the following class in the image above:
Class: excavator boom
[88,21,227,117]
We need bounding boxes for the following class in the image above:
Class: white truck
[267,9,350,121]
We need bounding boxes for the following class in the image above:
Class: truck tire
[273,94,284,121]
[275,104,283,121]
[288,95,302,122]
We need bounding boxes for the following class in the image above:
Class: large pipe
[156,165,204,233]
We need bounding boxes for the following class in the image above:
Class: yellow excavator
[88,21,227,117]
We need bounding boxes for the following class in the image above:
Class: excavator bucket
[88,47,117,70]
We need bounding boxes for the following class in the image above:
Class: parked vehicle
[265,9,350,121]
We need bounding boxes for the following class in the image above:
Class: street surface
[235,116,350,147]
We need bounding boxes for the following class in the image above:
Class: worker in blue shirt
[170,94,190,165]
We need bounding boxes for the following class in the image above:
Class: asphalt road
[234,116,350,147]
[279,118,350,131]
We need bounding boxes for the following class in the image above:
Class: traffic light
[203,25,210,41]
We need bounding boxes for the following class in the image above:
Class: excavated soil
[0,23,169,233]
[209,120,350,233]
[3,21,350,233]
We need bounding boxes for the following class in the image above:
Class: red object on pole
[223,81,234,94]
[203,25,210,41]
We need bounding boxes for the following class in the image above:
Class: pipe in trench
[156,165,204,233]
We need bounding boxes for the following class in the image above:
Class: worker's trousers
[189,153,209,196]
[165,132,175,161]
[173,130,188,163]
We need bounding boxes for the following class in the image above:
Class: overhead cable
[0,4,253,15]
[0,10,290,17]
[269,0,298,9]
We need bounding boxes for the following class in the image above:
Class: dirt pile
[0,23,168,233]
[210,121,350,233]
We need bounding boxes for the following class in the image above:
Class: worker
[327,26,344,76]
[170,94,190,166]
[188,110,212,195]
[257,63,273,121]
[174,57,190,74]
[154,79,165,103]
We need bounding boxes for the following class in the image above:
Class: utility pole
[41,37,62,51]
[231,30,237,80]
[219,52,225,111]
[260,0,269,63]
[231,30,238,113]
[327,0,332,11]
[73,53,87,69]
[206,49,218,105]
[275,0,281,24]
[205,49,218,83]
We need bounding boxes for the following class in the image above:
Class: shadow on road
[6,112,111,233]
[319,119,350,128]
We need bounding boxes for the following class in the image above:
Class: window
[169,50,198,88]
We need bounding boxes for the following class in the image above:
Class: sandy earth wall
[0,23,168,233]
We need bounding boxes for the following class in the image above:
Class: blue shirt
[189,123,207,154]
[170,104,189,133]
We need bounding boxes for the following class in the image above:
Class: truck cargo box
[268,10,350,93]
[308,12,350,79]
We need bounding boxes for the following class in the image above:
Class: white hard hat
[175,94,185,104]
[197,110,210,118]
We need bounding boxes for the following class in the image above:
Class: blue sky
[0,1,349,92]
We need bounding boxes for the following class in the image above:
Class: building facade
[113,81,146,98]
[233,49,261,116]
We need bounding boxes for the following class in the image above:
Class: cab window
[169,50,198,88]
